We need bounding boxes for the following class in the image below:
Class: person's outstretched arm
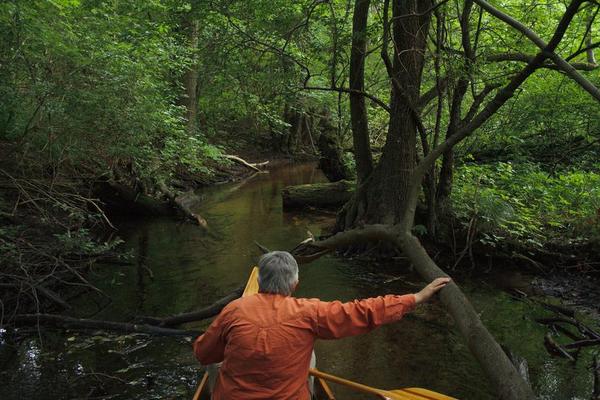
[314,277,451,339]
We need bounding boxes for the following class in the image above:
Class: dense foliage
[0,0,598,255]
[452,162,600,249]
[0,0,221,179]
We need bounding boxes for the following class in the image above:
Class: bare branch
[304,85,391,113]
[486,52,598,71]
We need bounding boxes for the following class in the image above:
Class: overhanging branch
[474,0,600,102]
[486,52,598,71]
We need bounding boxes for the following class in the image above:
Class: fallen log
[223,155,269,172]
[537,317,600,340]
[544,332,576,362]
[282,180,354,209]
[13,314,200,337]
[539,301,576,318]
[95,181,172,216]
[564,338,600,349]
[140,285,244,327]
[157,182,207,228]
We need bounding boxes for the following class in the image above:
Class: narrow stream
[0,162,596,399]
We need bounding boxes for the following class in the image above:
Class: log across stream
[0,162,597,400]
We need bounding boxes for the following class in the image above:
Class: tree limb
[304,85,391,113]
[13,314,200,337]
[486,52,598,71]
[474,0,600,102]
[223,155,269,172]
[288,226,537,399]
[139,286,245,327]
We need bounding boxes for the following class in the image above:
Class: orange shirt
[193,292,416,400]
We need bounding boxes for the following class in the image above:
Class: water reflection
[0,162,595,400]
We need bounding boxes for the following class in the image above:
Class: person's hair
[258,251,298,296]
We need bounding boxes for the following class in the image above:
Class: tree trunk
[315,2,591,400]
[339,0,432,229]
[436,79,467,211]
[586,10,597,65]
[317,111,352,182]
[437,1,474,215]
[180,15,199,134]
[397,233,536,399]
[291,225,536,400]
[349,0,373,184]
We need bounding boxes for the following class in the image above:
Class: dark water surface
[0,162,596,399]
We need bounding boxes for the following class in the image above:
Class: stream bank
[1,162,598,400]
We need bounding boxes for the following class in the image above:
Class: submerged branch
[139,286,245,327]
[13,314,200,337]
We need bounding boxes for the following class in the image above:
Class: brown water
[0,162,596,399]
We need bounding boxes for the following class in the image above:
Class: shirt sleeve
[192,309,229,365]
[314,294,416,339]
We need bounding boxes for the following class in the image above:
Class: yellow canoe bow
[193,267,456,400]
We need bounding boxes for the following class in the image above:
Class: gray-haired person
[194,251,450,400]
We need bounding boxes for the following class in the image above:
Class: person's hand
[414,277,451,304]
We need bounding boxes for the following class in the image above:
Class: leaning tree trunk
[338,0,432,230]
[317,1,591,399]
[397,233,536,399]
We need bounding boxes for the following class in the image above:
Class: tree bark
[349,0,373,184]
[397,233,536,399]
[585,14,597,65]
[437,1,474,212]
[180,14,200,133]
[223,155,269,172]
[317,111,351,182]
[95,181,172,217]
[157,182,208,228]
[339,0,432,230]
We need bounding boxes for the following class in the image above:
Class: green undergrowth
[451,162,600,249]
